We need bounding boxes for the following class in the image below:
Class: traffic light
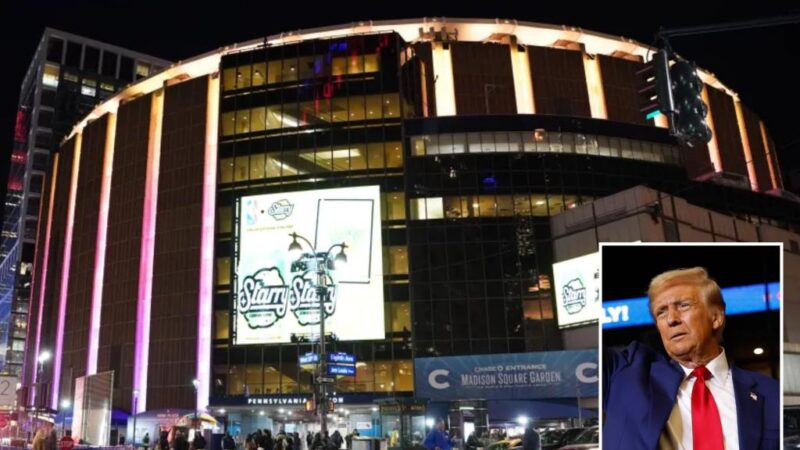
[637,49,673,121]
[670,59,712,146]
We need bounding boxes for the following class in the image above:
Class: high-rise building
[0,28,170,376]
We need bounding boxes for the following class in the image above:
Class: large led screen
[553,252,600,328]
[234,186,384,344]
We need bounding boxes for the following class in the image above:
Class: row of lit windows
[215,246,408,286]
[41,63,115,97]
[222,53,380,92]
[220,359,412,395]
[411,131,681,165]
[218,142,403,183]
[410,193,595,219]
[221,94,402,137]
[216,192,405,236]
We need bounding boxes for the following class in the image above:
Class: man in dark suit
[603,267,778,450]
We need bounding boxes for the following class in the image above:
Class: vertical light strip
[760,120,780,190]
[733,101,758,191]
[197,74,219,412]
[431,42,456,116]
[420,60,429,117]
[52,133,82,409]
[30,152,59,405]
[510,45,535,114]
[87,113,117,375]
[701,86,722,172]
[133,90,164,413]
[583,54,607,120]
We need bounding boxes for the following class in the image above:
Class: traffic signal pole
[656,14,800,40]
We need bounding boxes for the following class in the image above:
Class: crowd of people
[222,428,361,450]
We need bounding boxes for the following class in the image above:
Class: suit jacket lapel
[732,367,763,450]
[648,359,684,449]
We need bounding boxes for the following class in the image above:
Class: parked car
[557,427,598,450]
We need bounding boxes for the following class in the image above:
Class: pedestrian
[522,423,539,450]
[58,430,75,450]
[142,433,151,450]
[223,433,236,450]
[422,420,452,450]
[33,429,47,450]
[193,430,207,450]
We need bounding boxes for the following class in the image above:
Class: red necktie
[691,366,724,450]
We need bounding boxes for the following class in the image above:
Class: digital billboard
[234,186,384,344]
[552,252,600,328]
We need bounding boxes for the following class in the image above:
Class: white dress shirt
[658,348,739,450]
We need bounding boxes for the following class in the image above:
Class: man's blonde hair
[648,267,726,338]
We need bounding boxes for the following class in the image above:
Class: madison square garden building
[20,18,800,440]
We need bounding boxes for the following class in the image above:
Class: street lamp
[286,232,347,435]
[132,390,139,447]
[60,399,70,437]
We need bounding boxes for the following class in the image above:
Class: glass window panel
[496,196,514,217]
[267,60,283,84]
[348,54,365,75]
[251,63,266,86]
[349,96,366,121]
[412,137,426,156]
[366,95,382,120]
[297,56,316,80]
[303,148,330,172]
[250,107,266,133]
[219,158,233,184]
[236,65,252,89]
[279,151,304,176]
[479,133,496,153]
[367,143,385,169]
[235,109,250,134]
[410,198,426,220]
[331,57,347,76]
[452,133,467,154]
[564,195,578,210]
[437,134,453,154]
[467,133,482,153]
[478,195,497,217]
[43,64,60,88]
[385,142,403,168]
[350,144,367,170]
[384,192,406,220]
[217,206,232,234]
[383,93,400,118]
[331,97,348,122]
[387,246,408,275]
[281,103,302,128]
[443,196,465,218]
[390,302,411,333]
[548,194,564,215]
[394,360,413,392]
[216,257,230,285]
[508,131,522,152]
[266,153,282,178]
[266,106,282,130]
[221,112,235,136]
[549,132,564,153]
[215,310,229,340]
[530,194,548,216]
[282,58,299,82]
[494,132,510,152]
[364,53,380,72]
[250,154,265,180]
[425,198,444,219]
[513,195,532,216]
[234,156,249,182]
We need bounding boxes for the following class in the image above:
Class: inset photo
[600,243,781,450]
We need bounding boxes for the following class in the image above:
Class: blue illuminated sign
[328,365,357,376]
[327,352,356,364]
[299,352,319,365]
[603,282,780,329]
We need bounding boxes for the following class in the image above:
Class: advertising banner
[234,186,384,344]
[553,252,600,328]
[415,351,598,401]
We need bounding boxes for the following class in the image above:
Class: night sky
[2,1,798,225]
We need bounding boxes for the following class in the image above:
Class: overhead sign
[603,282,780,329]
[553,252,600,328]
[233,186,384,344]
[415,351,598,401]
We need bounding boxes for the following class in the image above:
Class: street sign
[327,365,356,376]
[317,376,335,384]
[327,352,356,364]
[299,352,320,365]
